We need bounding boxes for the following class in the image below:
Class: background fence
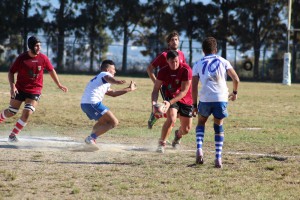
[0,36,300,82]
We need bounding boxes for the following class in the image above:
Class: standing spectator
[192,37,240,168]
[151,50,193,153]
[147,31,186,129]
[0,36,68,142]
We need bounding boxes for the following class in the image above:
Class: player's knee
[111,119,119,128]
[169,117,176,125]
[24,103,36,113]
[181,126,191,135]
[7,105,19,116]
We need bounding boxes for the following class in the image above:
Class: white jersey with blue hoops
[192,54,233,102]
[81,72,112,104]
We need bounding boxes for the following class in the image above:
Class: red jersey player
[0,36,68,142]
[147,31,186,129]
[151,50,193,153]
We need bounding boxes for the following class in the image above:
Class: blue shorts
[198,102,228,119]
[81,102,109,120]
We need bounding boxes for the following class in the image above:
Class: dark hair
[202,37,217,54]
[100,60,115,71]
[27,36,41,51]
[167,50,178,59]
[166,31,179,43]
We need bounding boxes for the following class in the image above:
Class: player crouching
[81,60,137,145]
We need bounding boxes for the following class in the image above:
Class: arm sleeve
[151,53,164,68]
[225,60,233,70]
[9,56,21,74]
[44,55,54,71]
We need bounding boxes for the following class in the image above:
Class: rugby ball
[154,102,167,115]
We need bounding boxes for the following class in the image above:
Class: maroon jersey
[151,49,186,69]
[9,52,54,94]
[157,63,193,105]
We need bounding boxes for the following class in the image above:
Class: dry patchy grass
[0,72,299,199]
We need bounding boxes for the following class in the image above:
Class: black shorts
[12,91,41,102]
[170,101,193,118]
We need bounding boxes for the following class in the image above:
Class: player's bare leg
[172,116,192,149]
[85,111,118,145]
[157,108,177,153]
[8,98,37,142]
[93,111,118,137]
[0,99,23,122]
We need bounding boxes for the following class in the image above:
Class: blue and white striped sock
[196,125,205,150]
[214,124,224,160]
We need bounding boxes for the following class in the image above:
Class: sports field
[0,72,299,199]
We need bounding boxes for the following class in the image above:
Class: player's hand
[228,93,237,101]
[117,80,126,84]
[58,84,68,92]
[10,86,18,98]
[129,81,137,91]
[162,100,170,113]
[192,107,198,117]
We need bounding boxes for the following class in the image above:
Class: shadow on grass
[240,155,288,162]
[1,159,133,166]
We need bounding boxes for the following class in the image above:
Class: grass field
[0,72,299,200]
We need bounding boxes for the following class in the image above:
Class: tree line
[0,0,299,81]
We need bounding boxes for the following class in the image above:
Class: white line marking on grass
[0,136,81,145]
[241,127,262,130]
[0,136,298,159]
[182,149,300,159]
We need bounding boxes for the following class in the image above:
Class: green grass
[0,72,299,199]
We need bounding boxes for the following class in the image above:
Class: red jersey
[151,49,186,69]
[9,52,54,94]
[157,63,193,105]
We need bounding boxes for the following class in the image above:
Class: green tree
[73,0,112,72]
[107,0,143,73]
[291,0,300,81]
[234,0,286,80]
[0,0,44,53]
[212,0,237,59]
[133,0,176,61]
[175,0,218,66]
[44,0,77,72]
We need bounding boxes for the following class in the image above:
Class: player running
[151,50,193,153]
[147,31,186,129]
[81,60,137,145]
[192,37,240,168]
[0,36,68,142]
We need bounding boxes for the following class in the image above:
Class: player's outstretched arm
[106,81,137,97]
[49,70,68,92]
[104,75,126,85]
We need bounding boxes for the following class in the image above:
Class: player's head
[28,36,41,55]
[166,31,180,50]
[202,37,217,55]
[100,60,116,75]
[166,50,179,70]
